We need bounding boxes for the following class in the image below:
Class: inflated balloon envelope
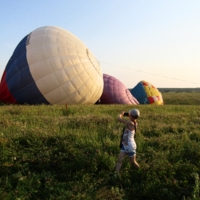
[0,26,103,105]
[130,80,164,105]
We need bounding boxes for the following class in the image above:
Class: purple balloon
[100,74,139,104]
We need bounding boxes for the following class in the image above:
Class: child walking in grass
[115,109,140,174]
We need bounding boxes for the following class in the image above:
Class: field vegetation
[0,90,200,199]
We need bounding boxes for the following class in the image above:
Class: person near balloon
[115,109,140,176]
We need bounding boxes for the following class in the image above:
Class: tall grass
[0,93,200,199]
[162,92,200,105]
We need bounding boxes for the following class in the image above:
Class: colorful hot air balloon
[130,80,163,105]
[100,74,139,105]
[0,26,103,105]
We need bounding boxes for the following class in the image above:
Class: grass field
[0,92,200,200]
[162,92,200,105]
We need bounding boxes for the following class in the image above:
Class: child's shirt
[122,126,137,152]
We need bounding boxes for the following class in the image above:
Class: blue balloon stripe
[16,52,30,71]
[5,35,28,72]
[12,67,34,93]
[14,81,49,104]
[5,35,28,81]
[5,34,49,104]
[12,35,29,60]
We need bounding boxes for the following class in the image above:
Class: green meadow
[1,91,200,200]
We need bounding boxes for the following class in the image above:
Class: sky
[1,0,200,88]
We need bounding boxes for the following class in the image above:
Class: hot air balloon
[130,80,163,105]
[100,74,139,105]
[0,26,103,105]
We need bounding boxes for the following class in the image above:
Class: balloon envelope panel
[0,26,103,105]
[100,74,139,104]
[130,80,163,105]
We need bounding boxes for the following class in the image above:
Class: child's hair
[133,115,139,119]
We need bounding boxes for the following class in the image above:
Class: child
[115,109,140,174]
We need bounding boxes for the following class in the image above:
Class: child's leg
[115,151,126,173]
[129,154,140,169]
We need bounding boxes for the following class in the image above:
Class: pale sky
[1,0,200,88]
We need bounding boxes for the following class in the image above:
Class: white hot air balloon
[0,26,103,105]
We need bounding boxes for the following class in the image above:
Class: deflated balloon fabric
[100,74,139,105]
[130,80,163,105]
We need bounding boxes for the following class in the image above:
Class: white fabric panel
[54,69,70,85]
[62,81,77,95]
[28,59,52,81]
[36,73,60,94]
[45,87,67,104]
[48,56,64,71]
[26,26,103,104]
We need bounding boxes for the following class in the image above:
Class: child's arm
[118,111,136,131]
[118,111,132,125]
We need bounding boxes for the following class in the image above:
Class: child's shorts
[120,145,136,157]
